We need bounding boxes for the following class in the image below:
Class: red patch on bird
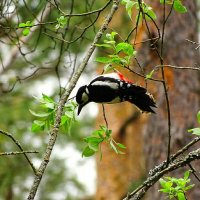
[117,72,133,83]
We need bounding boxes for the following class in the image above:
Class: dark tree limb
[123,137,200,200]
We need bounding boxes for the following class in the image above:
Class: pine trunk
[95,1,200,199]
[143,1,200,199]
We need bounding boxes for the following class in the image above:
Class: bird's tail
[127,86,156,113]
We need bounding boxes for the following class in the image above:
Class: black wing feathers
[122,83,156,113]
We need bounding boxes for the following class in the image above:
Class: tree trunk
[95,1,200,199]
[142,1,200,199]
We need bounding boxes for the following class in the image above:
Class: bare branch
[0,129,37,174]
[0,151,38,156]
[124,148,200,200]
[52,0,112,17]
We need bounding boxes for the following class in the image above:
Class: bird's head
[76,85,90,115]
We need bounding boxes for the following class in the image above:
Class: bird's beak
[77,104,84,115]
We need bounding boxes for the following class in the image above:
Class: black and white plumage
[76,72,156,115]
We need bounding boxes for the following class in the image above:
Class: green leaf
[197,111,200,124]
[55,24,60,30]
[106,32,117,41]
[110,140,119,154]
[145,70,155,79]
[95,57,112,63]
[92,129,103,138]
[19,23,26,28]
[29,109,52,118]
[60,115,68,126]
[184,184,195,191]
[121,0,135,19]
[159,178,167,188]
[19,21,33,28]
[126,1,134,19]
[100,125,111,137]
[65,111,74,118]
[177,192,186,200]
[103,64,115,72]
[116,142,126,149]
[41,94,55,109]
[116,42,134,56]
[42,94,54,103]
[82,146,95,157]
[22,28,30,36]
[159,188,171,193]
[173,0,187,13]
[110,31,118,40]
[84,136,103,144]
[95,43,113,49]
[109,55,123,65]
[188,128,200,136]
[184,171,190,180]
[45,102,55,109]
[31,120,45,132]
[56,16,67,29]
[87,138,103,151]
[146,8,157,20]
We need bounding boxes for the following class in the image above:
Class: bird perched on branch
[76,72,156,115]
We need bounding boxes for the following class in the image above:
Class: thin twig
[0,151,38,156]
[187,163,200,182]
[102,104,108,128]
[160,0,172,166]
[154,64,200,71]
[0,129,37,174]
[124,148,200,200]
[185,39,200,49]
[53,0,112,17]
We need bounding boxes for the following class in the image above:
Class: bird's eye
[76,85,88,104]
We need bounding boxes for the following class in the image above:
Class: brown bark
[142,1,200,199]
[95,1,200,200]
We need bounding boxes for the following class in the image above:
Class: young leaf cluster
[30,94,77,134]
[159,171,194,200]
[121,0,157,21]
[55,16,67,30]
[188,111,200,136]
[18,21,33,36]
[160,0,187,13]
[96,32,136,72]
[82,125,126,157]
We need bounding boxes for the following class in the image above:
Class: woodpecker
[76,72,156,115]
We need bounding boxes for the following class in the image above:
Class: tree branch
[0,129,37,174]
[124,148,200,200]
[123,136,200,200]
[54,0,112,17]
[0,151,38,156]
[27,1,120,199]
